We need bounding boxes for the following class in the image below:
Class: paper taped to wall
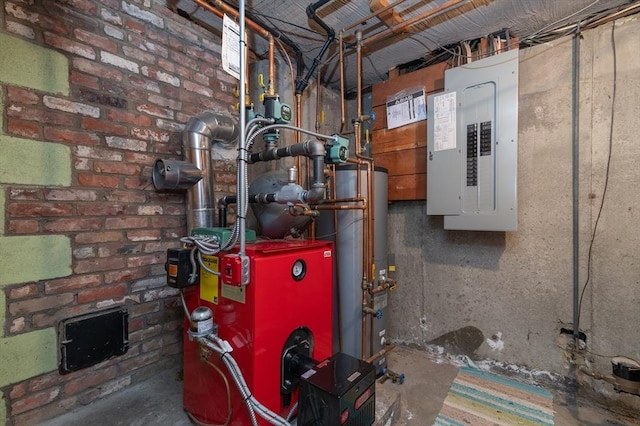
[386,88,426,129]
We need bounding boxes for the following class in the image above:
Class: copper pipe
[192,0,267,111]
[273,35,298,165]
[585,2,640,30]
[369,280,394,294]
[358,161,376,360]
[356,30,363,135]
[347,161,372,361]
[274,37,295,98]
[579,366,618,385]
[199,356,233,426]
[192,0,270,39]
[268,34,275,96]
[318,196,367,205]
[343,0,410,32]
[366,344,395,365]
[313,204,365,211]
[355,29,369,359]
[362,0,466,47]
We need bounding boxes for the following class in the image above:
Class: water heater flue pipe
[182,111,238,232]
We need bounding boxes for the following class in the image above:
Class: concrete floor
[41,345,638,426]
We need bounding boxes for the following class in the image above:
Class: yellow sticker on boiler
[200,254,219,304]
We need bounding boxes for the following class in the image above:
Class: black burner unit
[297,352,375,426]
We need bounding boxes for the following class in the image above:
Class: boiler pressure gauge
[291,259,306,281]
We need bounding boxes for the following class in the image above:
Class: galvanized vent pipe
[152,111,237,234]
[184,112,237,232]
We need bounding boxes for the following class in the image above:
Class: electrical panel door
[427,49,518,231]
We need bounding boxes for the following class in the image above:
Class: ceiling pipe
[192,0,306,90]
[193,0,269,37]
[241,9,307,92]
[296,0,336,95]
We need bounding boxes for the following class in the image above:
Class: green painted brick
[0,33,69,95]
[0,188,4,237]
[0,235,71,287]
[0,390,6,426]
[0,135,71,186]
[0,292,5,338]
[1,86,4,131]
[0,327,58,388]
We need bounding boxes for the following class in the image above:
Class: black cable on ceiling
[248,11,324,37]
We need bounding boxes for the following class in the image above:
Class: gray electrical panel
[427,49,518,231]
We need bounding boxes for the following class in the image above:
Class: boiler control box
[220,253,250,286]
[166,248,194,288]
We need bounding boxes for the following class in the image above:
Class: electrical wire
[577,22,617,330]
[285,401,298,422]
[248,124,338,145]
[201,335,291,426]
[249,11,324,37]
[389,1,638,76]
[586,349,625,359]
[313,216,365,239]
[365,55,386,81]
[274,36,296,98]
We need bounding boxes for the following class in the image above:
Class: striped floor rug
[434,367,555,426]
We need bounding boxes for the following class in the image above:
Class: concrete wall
[387,15,640,406]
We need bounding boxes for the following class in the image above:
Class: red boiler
[182,239,334,425]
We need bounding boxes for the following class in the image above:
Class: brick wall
[1,0,238,424]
